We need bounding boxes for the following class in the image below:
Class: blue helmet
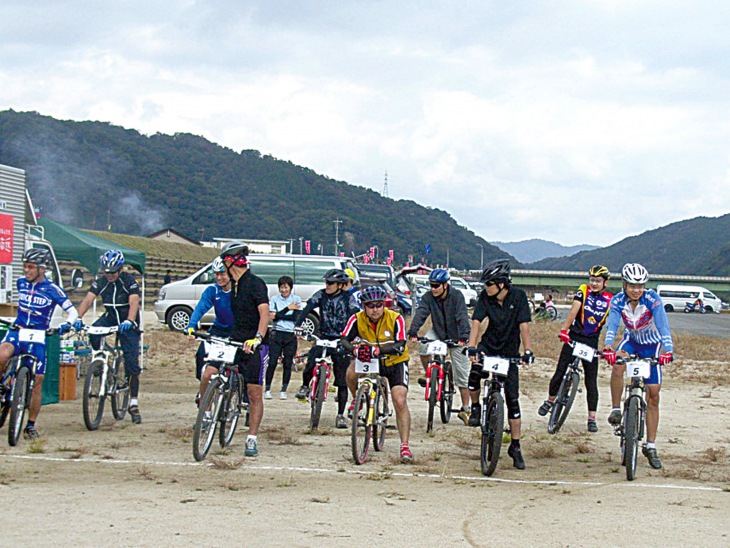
[360,285,388,304]
[429,268,450,284]
[100,250,125,273]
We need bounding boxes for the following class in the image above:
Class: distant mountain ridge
[494,239,599,264]
[527,214,730,276]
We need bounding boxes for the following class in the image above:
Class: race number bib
[425,341,448,356]
[204,342,238,364]
[19,329,45,344]
[572,343,595,362]
[355,358,380,374]
[315,339,339,349]
[625,360,651,379]
[482,356,510,377]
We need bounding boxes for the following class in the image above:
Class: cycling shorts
[616,339,662,385]
[237,344,269,386]
[1,330,47,375]
[379,359,409,389]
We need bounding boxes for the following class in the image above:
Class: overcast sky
[2,1,729,247]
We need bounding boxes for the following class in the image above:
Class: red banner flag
[0,214,13,264]
[369,247,375,259]
[305,240,311,254]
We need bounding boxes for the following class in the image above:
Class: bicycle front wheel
[110,355,130,420]
[219,374,242,448]
[309,364,327,430]
[481,392,504,477]
[83,359,106,431]
[548,368,580,434]
[373,379,389,452]
[440,361,454,424]
[8,366,29,446]
[193,378,224,461]
[351,383,372,464]
[426,367,438,433]
[624,396,641,481]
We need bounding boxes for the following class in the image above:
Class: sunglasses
[485,281,497,287]
[325,280,337,286]
[364,302,384,309]
[429,282,442,288]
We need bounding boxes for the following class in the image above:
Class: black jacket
[408,286,470,342]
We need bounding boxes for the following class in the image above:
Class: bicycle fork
[423,362,444,401]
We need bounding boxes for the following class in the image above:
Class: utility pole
[333,219,342,255]
[299,237,303,254]
[289,238,295,254]
[477,243,484,271]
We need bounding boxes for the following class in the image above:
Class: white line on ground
[2,453,724,493]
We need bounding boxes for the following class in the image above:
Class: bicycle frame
[420,338,453,403]
[86,326,122,399]
[308,336,336,401]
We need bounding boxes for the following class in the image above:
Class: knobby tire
[309,364,327,430]
[193,378,224,461]
[351,383,372,464]
[481,392,504,477]
[548,367,580,434]
[219,373,241,448]
[83,359,106,431]
[426,367,438,433]
[110,355,129,420]
[624,396,641,481]
[8,366,29,446]
[373,379,388,452]
[440,361,454,424]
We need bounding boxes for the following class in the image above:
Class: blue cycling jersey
[15,277,76,330]
[604,289,673,352]
[187,284,234,330]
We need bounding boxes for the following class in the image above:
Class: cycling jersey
[15,277,77,329]
[604,289,673,352]
[569,284,612,339]
[90,272,140,325]
[341,308,409,367]
[295,288,359,339]
[187,284,234,331]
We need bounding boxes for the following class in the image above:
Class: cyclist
[341,285,413,463]
[344,268,362,311]
[75,250,144,424]
[220,241,270,457]
[185,257,233,404]
[0,248,78,439]
[407,268,472,424]
[466,259,533,470]
[265,275,301,400]
[293,268,359,429]
[538,265,612,432]
[603,263,673,470]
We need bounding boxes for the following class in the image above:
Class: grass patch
[209,457,243,470]
[27,438,47,454]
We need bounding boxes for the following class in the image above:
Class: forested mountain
[0,110,513,269]
[528,214,730,275]
[493,239,598,263]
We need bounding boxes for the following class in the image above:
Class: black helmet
[323,269,349,284]
[23,248,51,267]
[220,241,250,267]
[480,259,511,284]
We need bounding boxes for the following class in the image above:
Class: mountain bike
[546,340,594,434]
[608,354,657,481]
[301,334,337,430]
[192,331,247,461]
[478,354,522,476]
[0,321,57,446]
[419,337,457,433]
[82,326,133,430]
[350,342,390,465]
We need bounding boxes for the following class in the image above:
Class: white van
[154,254,358,332]
[656,285,723,313]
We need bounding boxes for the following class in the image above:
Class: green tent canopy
[38,217,146,274]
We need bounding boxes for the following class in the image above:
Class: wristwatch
[255,333,263,341]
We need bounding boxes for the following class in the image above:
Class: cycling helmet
[429,268,450,284]
[22,248,51,267]
[588,265,610,280]
[323,268,350,284]
[621,263,649,284]
[344,268,356,281]
[211,257,226,273]
[480,259,511,284]
[220,241,250,267]
[100,250,125,273]
[360,285,388,304]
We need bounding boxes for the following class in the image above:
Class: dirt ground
[2,325,729,547]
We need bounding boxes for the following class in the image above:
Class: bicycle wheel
[480,392,504,477]
[373,379,389,452]
[309,364,327,430]
[219,374,241,448]
[0,400,8,429]
[440,361,454,424]
[8,366,30,446]
[110,355,130,420]
[83,359,106,431]
[193,378,224,461]
[426,367,438,433]
[351,383,372,464]
[546,306,558,321]
[624,396,641,481]
[548,368,580,434]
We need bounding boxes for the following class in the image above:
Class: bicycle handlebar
[417,337,461,347]
[0,318,59,335]
[190,330,244,347]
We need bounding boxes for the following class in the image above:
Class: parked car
[356,263,412,314]
[357,276,400,312]
[656,285,724,313]
[154,254,359,334]
[449,276,478,307]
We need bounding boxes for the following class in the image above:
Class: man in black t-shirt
[220,242,269,458]
[466,259,533,470]
[76,250,144,424]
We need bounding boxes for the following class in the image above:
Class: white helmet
[211,257,226,273]
[622,263,649,284]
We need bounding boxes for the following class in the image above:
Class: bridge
[507,270,730,296]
